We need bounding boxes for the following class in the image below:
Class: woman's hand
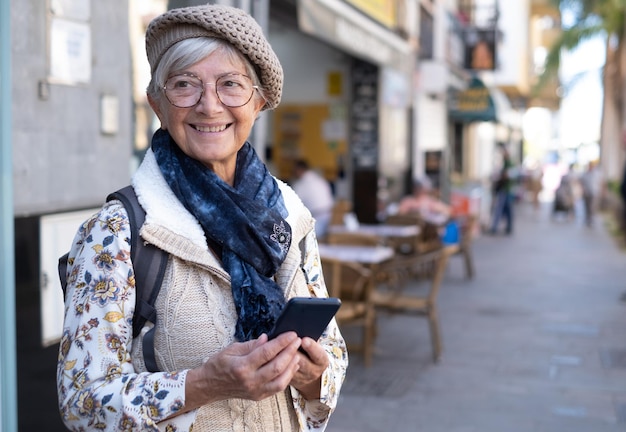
[289,337,330,400]
[184,332,302,411]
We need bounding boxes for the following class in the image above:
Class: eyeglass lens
[164,73,255,108]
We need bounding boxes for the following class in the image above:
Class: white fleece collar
[131,148,312,250]
[132,149,208,248]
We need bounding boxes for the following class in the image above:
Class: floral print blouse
[57,201,348,431]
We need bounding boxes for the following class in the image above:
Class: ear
[252,97,266,119]
[147,94,167,130]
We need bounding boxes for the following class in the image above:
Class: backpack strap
[107,185,168,372]
[58,252,69,298]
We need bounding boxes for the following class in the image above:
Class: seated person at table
[397,178,451,224]
[292,159,335,238]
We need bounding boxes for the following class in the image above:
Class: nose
[195,84,223,113]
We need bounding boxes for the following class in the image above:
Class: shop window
[453,122,464,174]
[419,6,434,60]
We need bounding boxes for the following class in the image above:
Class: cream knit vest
[130,150,315,431]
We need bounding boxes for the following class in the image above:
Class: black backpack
[58,186,168,372]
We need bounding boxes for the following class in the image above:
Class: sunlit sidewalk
[328,200,626,432]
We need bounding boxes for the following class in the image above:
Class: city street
[328,200,626,432]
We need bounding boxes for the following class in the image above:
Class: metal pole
[249,0,269,161]
[0,0,18,429]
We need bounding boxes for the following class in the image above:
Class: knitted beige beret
[146,4,283,110]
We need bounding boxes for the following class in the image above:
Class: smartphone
[267,297,341,341]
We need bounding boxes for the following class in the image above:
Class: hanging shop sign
[448,76,496,123]
[463,27,498,71]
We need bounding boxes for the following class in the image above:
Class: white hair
[146,37,265,104]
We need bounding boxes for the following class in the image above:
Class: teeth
[195,124,227,132]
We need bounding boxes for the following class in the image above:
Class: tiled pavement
[327,201,626,432]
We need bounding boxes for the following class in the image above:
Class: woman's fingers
[199,332,302,401]
[298,337,329,367]
[289,338,329,397]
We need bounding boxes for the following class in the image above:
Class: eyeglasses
[163,73,259,108]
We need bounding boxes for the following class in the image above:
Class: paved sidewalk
[327,201,626,432]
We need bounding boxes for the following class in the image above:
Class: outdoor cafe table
[318,243,395,265]
[317,243,396,366]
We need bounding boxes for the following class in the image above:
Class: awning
[448,76,511,123]
[296,0,413,74]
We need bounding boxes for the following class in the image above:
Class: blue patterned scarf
[151,129,291,341]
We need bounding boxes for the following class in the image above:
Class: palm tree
[537,0,626,183]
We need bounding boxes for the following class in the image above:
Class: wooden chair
[385,213,443,254]
[456,215,476,279]
[321,257,376,366]
[330,199,353,226]
[370,244,458,363]
[326,231,381,247]
[386,212,476,281]
[325,231,401,289]
[380,214,442,286]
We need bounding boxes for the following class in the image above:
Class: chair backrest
[385,213,422,226]
[385,213,442,254]
[412,245,456,304]
[322,257,373,302]
[326,231,381,247]
[330,199,353,225]
[459,214,477,246]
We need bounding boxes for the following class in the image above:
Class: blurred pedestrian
[527,164,543,210]
[292,159,334,238]
[552,165,576,220]
[490,144,515,235]
[620,161,626,231]
[580,161,602,227]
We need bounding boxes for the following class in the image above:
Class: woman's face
[148,50,265,183]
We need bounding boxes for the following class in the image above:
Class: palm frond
[533,22,606,95]
[559,66,604,97]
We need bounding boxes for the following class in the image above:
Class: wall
[11,2,132,430]
[478,0,530,92]
[270,24,351,105]
[12,1,133,216]
[495,0,530,91]
[268,24,351,183]
[413,1,457,185]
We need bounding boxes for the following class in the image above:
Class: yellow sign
[346,0,396,28]
[456,88,491,111]
[327,72,343,96]
[449,77,496,123]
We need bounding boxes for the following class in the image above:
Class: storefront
[448,75,520,225]
[270,0,415,223]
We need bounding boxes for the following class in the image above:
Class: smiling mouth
[193,124,229,132]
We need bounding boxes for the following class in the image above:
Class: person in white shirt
[292,160,335,238]
[580,160,603,226]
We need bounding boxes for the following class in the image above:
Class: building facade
[8,1,133,429]
[4,0,419,429]
[2,0,565,429]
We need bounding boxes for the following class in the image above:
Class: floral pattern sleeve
[290,230,348,431]
[56,201,190,431]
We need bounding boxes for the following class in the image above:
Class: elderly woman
[57,4,347,431]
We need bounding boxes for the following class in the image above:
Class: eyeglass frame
[162,72,260,108]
